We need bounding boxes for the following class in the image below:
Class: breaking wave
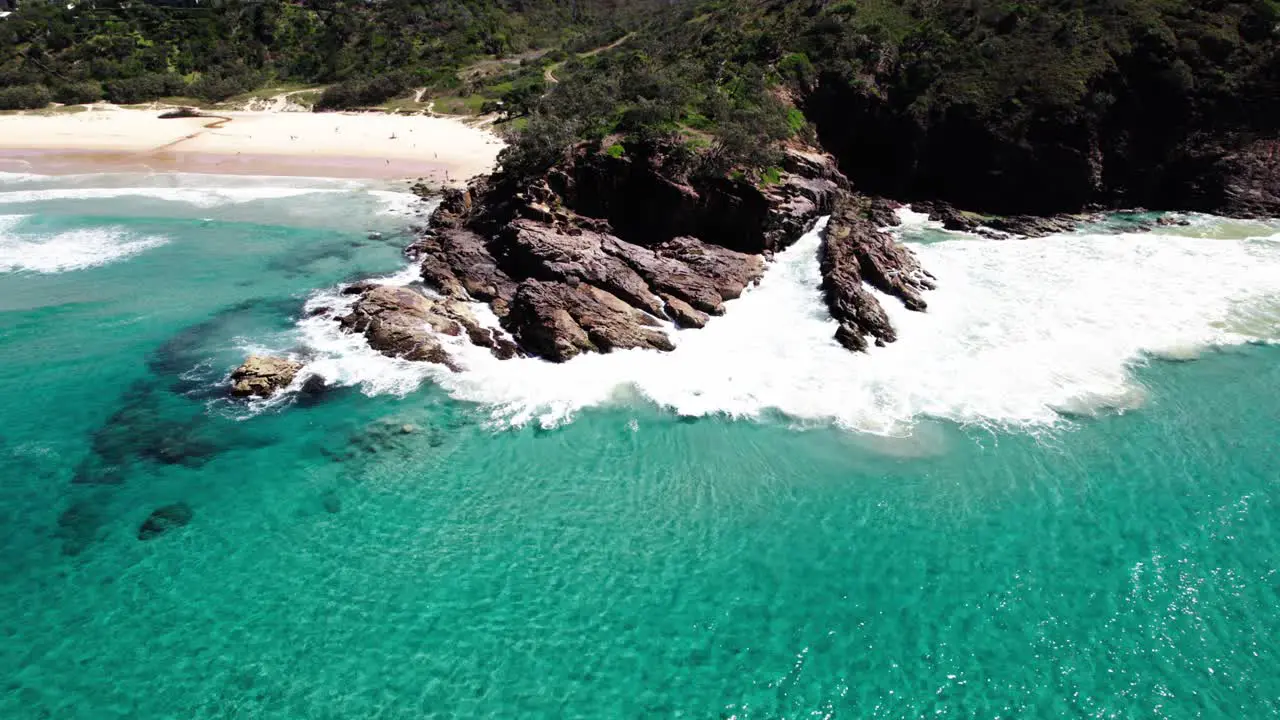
[0,214,168,273]
[286,213,1280,434]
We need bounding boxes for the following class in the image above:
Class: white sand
[0,105,504,181]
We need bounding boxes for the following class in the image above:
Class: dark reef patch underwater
[2,173,1280,717]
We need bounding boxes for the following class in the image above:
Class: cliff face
[335,142,932,366]
[807,81,1280,218]
[801,4,1280,217]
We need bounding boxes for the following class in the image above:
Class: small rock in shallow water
[400,424,417,434]
[137,503,193,541]
[321,493,342,514]
[229,356,302,398]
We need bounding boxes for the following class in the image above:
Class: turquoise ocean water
[2,171,1280,718]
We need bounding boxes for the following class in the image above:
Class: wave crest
[0,215,168,273]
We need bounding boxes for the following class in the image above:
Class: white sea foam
[367,190,426,217]
[0,216,168,273]
[895,206,939,229]
[287,216,1280,434]
[0,214,25,233]
[286,265,440,397]
[0,186,349,208]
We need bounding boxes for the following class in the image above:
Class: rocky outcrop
[388,142,933,362]
[337,285,517,368]
[545,143,846,254]
[603,234,764,315]
[1210,137,1280,218]
[416,227,519,313]
[505,220,666,316]
[229,355,302,397]
[821,197,935,351]
[660,294,707,329]
[913,201,1086,238]
[413,222,768,363]
[507,280,674,362]
[398,144,836,363]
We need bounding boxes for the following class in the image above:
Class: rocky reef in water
[332,141,935,367]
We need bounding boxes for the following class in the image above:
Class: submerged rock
[230,356,302,398]
[57,500,106,556]
[321,493,342,514]
[137,503,193,541]
[986,214,1081,238]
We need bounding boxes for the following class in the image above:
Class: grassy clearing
[431,94,490,116]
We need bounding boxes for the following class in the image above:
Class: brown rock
[652,236,764,303]
[395,139,937,364]
[506,280,673,362]
[504,220,664,316]
[230,355,302,398]
[339,284,518,364]
[661,294,708,329]
[915,200,982,233]
[602,236,726,314]
[820,196,936,351]
[986,214,1080,238]
[413,228,517,311]
[338,286,462,369]
[1215,137,1280,219]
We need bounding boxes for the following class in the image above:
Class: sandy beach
[0,105,504,182]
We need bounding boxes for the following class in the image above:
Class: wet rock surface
[230,355,302,398]
[821,197,936,352]
[336,286,456,369]
[913,201,1086,238]
[400,145,872,362]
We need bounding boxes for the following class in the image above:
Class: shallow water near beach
[2,171,1280,718]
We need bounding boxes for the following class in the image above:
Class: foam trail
[0,216,167,273]
[292,217,1280,434]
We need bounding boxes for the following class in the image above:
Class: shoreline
[0,105,504,184]
[0,148,463,182]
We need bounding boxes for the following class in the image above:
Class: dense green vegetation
[0,0,656,108]
[505,0,1280,209]
[2,0,1276,211]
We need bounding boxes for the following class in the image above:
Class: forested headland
[3,0,1279,214]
